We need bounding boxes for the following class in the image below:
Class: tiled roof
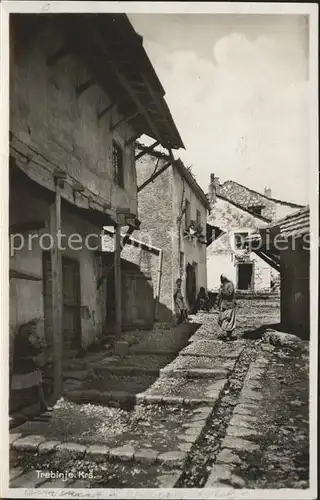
[277,206,310,238]
[217,180,303,208]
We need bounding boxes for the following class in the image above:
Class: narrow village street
[9,297,309,490]
[5,12,312,498]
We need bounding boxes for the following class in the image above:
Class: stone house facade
[207,174,304,293]
[9,13,183,368]
[117,149,210,322]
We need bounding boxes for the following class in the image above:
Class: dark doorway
[43,252,82,350]
[186,262,197,311]
[237,262,254,291]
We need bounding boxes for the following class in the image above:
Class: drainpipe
[155,249,163,321]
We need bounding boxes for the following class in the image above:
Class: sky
[129,14,310,205]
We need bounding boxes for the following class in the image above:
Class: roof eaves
[219,180,304,208]
[215,193,272,223]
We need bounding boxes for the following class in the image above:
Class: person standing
[173,278,188,324]
[11,321,53,413]
[216,274,236,340]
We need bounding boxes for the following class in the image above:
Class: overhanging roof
[50,14,184,150]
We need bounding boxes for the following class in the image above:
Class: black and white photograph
[0,2,318,498]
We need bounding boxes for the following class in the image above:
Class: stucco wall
[10,184,105,348]
[10,20,137,215]
[172,165,207,306]
[207,200,274,292]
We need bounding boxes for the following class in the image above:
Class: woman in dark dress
[217,275,237,341]
[11,321,52,413]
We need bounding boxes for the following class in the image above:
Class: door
[62,257,81,349]
[237,263,254,291]
[43,252,81,350]
[186,262,197,310]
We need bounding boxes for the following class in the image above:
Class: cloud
[142,31,309,204]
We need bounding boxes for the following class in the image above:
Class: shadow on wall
[156,302,175,323]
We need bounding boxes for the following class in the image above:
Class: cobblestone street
[9,298,309,490]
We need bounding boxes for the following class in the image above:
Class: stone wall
[216,180,302,222]
[10,182,106,350]
[10,18,137,215]
[207,198,273,292]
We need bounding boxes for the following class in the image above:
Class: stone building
[112,145,211,322]
[9,14,183,400]
[207,174,303,293]
[246,206,310,338]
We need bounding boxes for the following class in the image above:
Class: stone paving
[204,353,276,488]
[10,298,302,491]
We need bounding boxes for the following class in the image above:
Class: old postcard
[0,1,318,499]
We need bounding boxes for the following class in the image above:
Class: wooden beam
[114,224,122,338]
[9,221,46,234]
[135,141,160,161]
[136,142,170,162]
[49,181,63,402]
[110,111,140,132]
[75,79,95,96]
[9,269,42,281]
[137,160,173,192]
[140,74,178,147]
[255,250,280,272]
[88,26,165,144]
[98,99,123,121]
[125,135,140,147]
[47,46,70,66]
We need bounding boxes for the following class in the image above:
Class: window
[112,141,124,188]
[184,199,191,228]
[249,205,264,216]
[196,209,201,225]
[234,232,249,250]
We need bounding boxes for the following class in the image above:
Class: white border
[0,2,318,500]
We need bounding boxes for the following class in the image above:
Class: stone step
[180,340,246,359]
[64,389,136,409]
[137,376,228,407]
[93,365,160,376]
[10,404,213,470]
[160,367,229,380]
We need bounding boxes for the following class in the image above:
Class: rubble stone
[13,435,46,451]
[134,448,159,464]
[56,442,87,458]
[38,441,61,454]
[158,450,187,466]
[109,445,135,461]
[221,436,260,453]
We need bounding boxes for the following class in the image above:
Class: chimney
[208,174,220,204]
[264,186,272,198]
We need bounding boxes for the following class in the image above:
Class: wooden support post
[114,223,122,338]
[135,141,160,161]
[137,160,173,192]
[49,178,63,402]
